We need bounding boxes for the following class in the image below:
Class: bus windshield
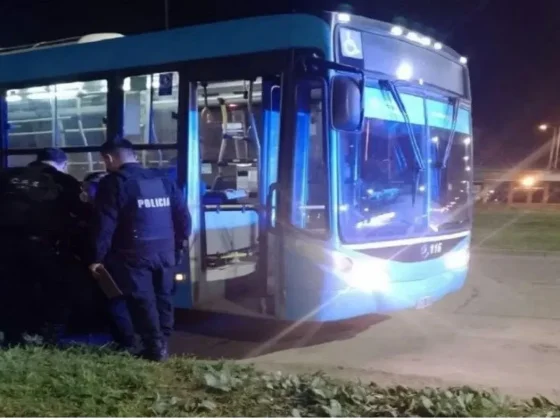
[338,84,473,244]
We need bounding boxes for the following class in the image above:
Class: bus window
[141,149,178,183]
[6,80,107,149]
[7,155,35,168]
[123,72,179,145]
[337,88,429,243]
[7,149,178,183]
[291,80,328,236]
[62,149,178,182]
[7,150,103,180]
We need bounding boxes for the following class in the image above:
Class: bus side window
[291,81,328,237]
[6,79,108,180]
[122,72,179,178]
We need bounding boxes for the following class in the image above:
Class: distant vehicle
[0,11,473,322]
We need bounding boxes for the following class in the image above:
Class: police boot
[160,338,169,360]
[116,342,143,357]
[111,335,142,356]
[141,340,168,362]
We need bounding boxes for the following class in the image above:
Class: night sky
[3,0,559,168]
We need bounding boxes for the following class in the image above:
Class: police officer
[90,138,190,361]
[0,148,90,346]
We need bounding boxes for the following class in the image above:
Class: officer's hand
[89,263,103,273]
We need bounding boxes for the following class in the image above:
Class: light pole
[164,0,169,30]
[539,123,560,170]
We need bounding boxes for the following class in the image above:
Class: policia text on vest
[137,197,171,209]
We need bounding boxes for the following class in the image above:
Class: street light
[539,124,549,131]
[520,175,536,188]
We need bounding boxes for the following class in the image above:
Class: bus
[0,11,473,322]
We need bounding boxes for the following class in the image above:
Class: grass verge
[473,207,560,252]
[0,346,558,417]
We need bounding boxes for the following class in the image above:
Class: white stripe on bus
[343,230,470,250]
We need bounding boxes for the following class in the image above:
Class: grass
[473,206,560,252]
[0,346,558,417]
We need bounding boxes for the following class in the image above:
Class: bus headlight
[175,273,186,282]
[444,249,470,270]
[331,252,390,293]
[347,261,391,293]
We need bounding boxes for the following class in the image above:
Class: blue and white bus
[0,11,472,322]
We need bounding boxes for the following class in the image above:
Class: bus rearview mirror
[331,75,364,132]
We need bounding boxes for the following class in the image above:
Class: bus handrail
[203,203,259,212]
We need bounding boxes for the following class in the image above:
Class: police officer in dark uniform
[90,138,190,361]
[0,148,90,346]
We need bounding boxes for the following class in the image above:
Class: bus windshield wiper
[440,98,460,168]
[379,80,424,205]
[434,219,469,231]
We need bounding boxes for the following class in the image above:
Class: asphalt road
[171,253,560,399]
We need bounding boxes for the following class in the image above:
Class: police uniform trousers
[105,256,174,350]
[0,235,72,345]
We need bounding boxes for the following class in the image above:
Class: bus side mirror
[331,75,363,132]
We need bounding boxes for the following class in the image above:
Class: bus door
[265,77,330,319]
[193,77,281,313]
[217,77,281,307]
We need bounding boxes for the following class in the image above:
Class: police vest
[112,171,175,254]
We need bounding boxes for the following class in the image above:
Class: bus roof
[0,13,330,87]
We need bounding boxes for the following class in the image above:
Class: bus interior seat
[203,189,248,205]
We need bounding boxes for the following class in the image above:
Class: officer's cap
[36,147,67,164]
[100,137,134,155]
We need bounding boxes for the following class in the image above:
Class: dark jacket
[0,161,90,241]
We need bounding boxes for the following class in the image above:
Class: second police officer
[90,138,190,361]
[0,148,91,346]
